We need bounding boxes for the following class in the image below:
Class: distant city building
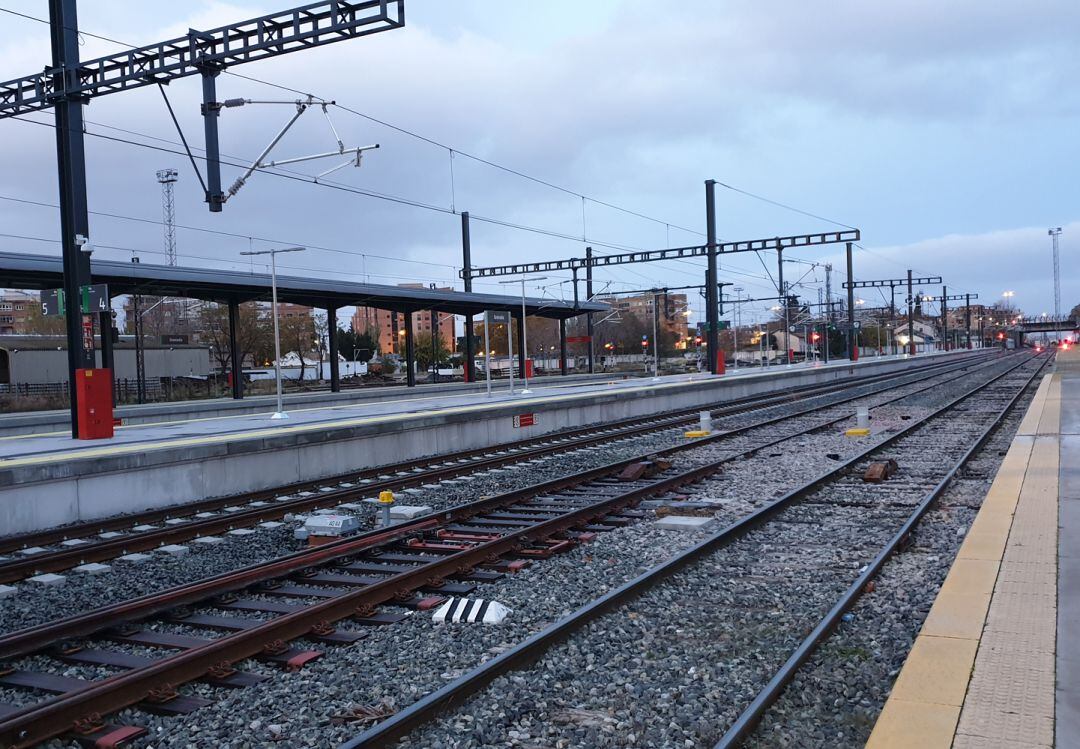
[597,292,690,346]
[351,284,457,355]
[0,291,38,334]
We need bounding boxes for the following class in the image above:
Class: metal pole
[50,0,95,437]
[507,313,515,395]
[845,242,856,361]
[586,247,594,374]
[733,288,741,371]
[823,319,830,364]
[200,68,225,212]
[965,294,972,349]
[517,301,529,393]
[270,251,285,418]
[559,318,568,376]
[327,307,340,392]
[483,313,492,398]
[461,212,476,383]
[430,310,437,382]
[941,285,948,353]
[652,290,660,380]
[779,247,792,365]
[228,298,242,399]
[404,310,416,388]
[907,269,915,355]
[890,285,897,356]
[98,307,114,404]
[705,181,719,373]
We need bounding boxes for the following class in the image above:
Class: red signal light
[810,332,821,343]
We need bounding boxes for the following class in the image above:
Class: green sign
[40,284,109,316]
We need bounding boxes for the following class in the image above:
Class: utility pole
[778,246,792,365]
[941,285,948,352]
[50,0,95,437]
[586,246,595,373]
[132,258,145,403]
[705,180,720,373]
[825,264,833,321]
[890,285,897,355]
[157,169,179,266]
[461,212,476,383]
[846,242,856,361]
[1050,227,1062,324]
[965,293,972,349]
[907,269,915,355]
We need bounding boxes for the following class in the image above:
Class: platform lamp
[239,246,306,420]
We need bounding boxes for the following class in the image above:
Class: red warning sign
[513,413,536,428]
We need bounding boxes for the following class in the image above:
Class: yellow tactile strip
[866,373,1059,749]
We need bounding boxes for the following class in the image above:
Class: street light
[239,246,306,420]
[498,276,547,394]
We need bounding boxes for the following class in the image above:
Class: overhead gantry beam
[463,230,861,279]
[0,1,403,118]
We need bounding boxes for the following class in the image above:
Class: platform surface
[0,353,933,471]
[867,352,1077,748]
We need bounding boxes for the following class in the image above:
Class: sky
[0,0,1077,326]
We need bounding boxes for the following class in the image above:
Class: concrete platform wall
[1,354,977,536]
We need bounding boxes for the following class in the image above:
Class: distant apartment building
[351,284,457,355]
[0,291,37,334]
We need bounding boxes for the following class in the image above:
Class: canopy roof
[0,251,606,319]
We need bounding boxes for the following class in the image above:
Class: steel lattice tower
[1049,227,1062,322]
[157,169,178,266]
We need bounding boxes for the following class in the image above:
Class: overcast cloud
[0,0,1076,323]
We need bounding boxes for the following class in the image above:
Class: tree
[198,302,272,375]
[1070,302,1080,322]
[336,327,378,362]
[279,313,317,381]
[20,300,65,335]
[414,330,449,374]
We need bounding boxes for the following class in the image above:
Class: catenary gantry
[0,250,606,397]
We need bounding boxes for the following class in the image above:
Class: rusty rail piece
[342,352,1044,749]
[0,353,995,584]
[0,354,1008,746]
[0,353,1007,660]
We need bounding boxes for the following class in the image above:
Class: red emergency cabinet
[524,359,534,379]
[715,352,726,375]
[75,368,114,440]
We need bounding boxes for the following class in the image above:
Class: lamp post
[239,246,305,420]
[499,276,547,394]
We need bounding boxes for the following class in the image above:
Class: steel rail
[0,354,1010,660]
[0,358,1017,746]
[0,354,994,582]
[339,353,1042,749]
[1,353,984,552]
[712,353,1053,747]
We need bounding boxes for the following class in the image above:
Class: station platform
[868,351,1078,748]
[0,370,627,437]
[0,351,973,537]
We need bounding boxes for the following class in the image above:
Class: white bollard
[699,411,713,434]
[856,407,870,429]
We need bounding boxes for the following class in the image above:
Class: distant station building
[596,292,691,347]
[0,334,209,388]
[352,283,457,355]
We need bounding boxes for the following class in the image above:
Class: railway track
[0,353,997,584]
[338,352,1047,749]
[0,354,1020,747]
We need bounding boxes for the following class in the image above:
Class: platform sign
[513,413,536,428]
[40,288,65,316]
[487,310,511,325]
[81,284,109,313]
[161,334,189,345]
[40,284,109,315]
[566,335,591,344]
